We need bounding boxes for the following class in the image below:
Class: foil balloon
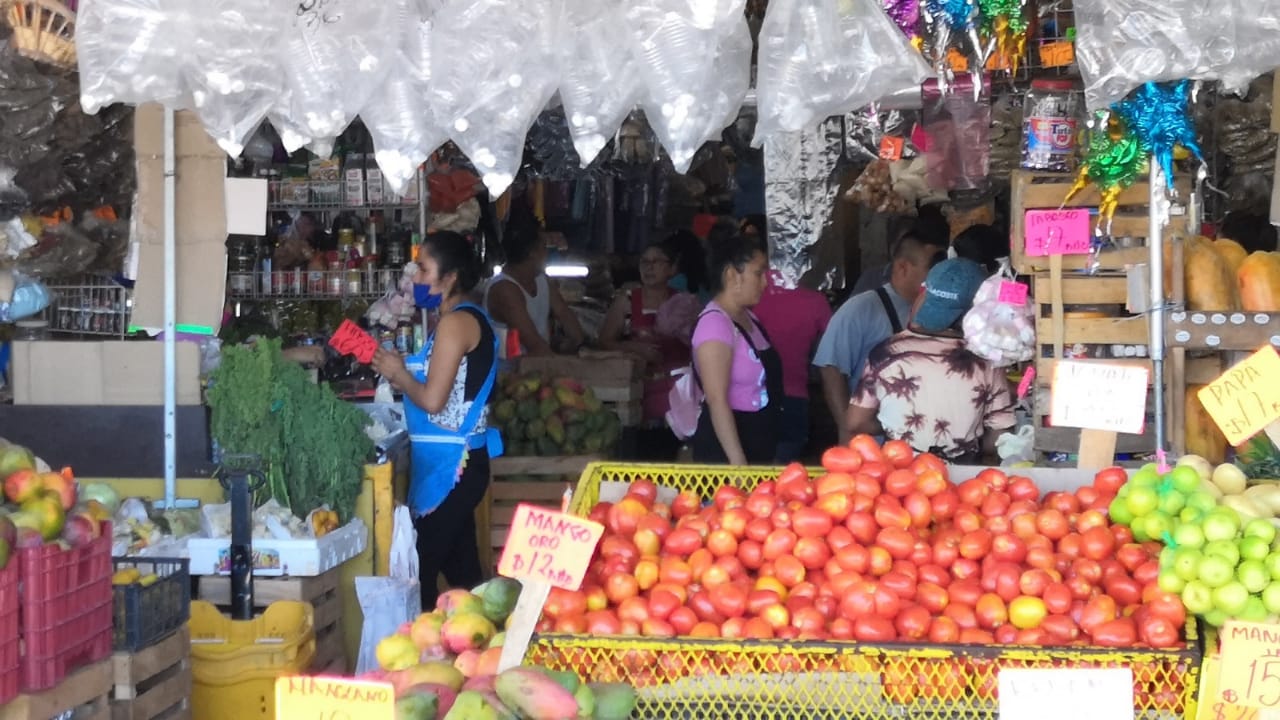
[921,0,984,96]
[1064,113,1149,229]
[882,0,921,43]
[976,0,1029,73]
[1112,81,1203,190]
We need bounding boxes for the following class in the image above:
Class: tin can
[396,324,413,353]
[379,329,396,351]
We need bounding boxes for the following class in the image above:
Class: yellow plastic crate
[528,462,1202,720]
[190,600,316,720]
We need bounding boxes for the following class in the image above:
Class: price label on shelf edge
[998,668,1132,720]
[1197,345,1280,447]
[1219,620,1280,710]
[1049,360,1150,435]
[275,676,394,720]
[497,504,603,591]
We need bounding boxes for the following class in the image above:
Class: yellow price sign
[1200,652,1260,720]
[1038,41,1075,68]
[1219,621,1280,709]
[1197,346,1280,447]
[274,676,395,720]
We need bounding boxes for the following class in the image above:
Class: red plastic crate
[0,559,19,705]
[18,523,113,692]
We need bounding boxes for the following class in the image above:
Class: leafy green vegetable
[207,339,372,520]
[1236,433,1280,480]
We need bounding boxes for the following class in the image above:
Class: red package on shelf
[329,319,378,364]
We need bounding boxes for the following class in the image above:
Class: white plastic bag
[558,0,643,166]
[77,0,190,114]
[996,425,1036,466]
[962,266,1035,368]
[753,0,930,144]
[355,505,421,675]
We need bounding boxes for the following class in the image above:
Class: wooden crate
[110,627,190,720]
[1009,170,1192,274]
[484,455,599,570]
[194,568,345,674]
[0,659,111,720]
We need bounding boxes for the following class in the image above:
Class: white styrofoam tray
[186,517,368,576]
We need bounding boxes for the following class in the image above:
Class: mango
[494,668,579,720]
[487,632,505,650]
[39,471,75,511]
[443,691,498,720]
[479,578,521,624]
[437,589,484,618]
[402,683,458,718]
[400,662,466,693]
[462,675,496,693]
[441,612,496,654]
[473,691,516,720]
[377,635,421,672]
[396,693,437,720]
[21,494,64,541]
[0,444,35,479]
[411,611,447,652]
[475,647,501,677]
[112,568,142,585]
[589,682,638,720]
[3,469,42,505]
[454,650,481,677]
[572,684,594,719]
[532,667,580,695]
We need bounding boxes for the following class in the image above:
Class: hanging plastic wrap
[1211,81,1276,212]
[1219,1,1280,95]
[558,0,643,166]
[963,267,1034,367]
[921,75,992,191]
[1072,0,1233,111]
[76,0,189,114]
[626,0,752,172]
[183,0,286,157]
[0,270,50,323]
[429,0,563,196]
[762,118,844,290]
[753,0,930,145]
[361,0,447,195]
[266,0,399,156]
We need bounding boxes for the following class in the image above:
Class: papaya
[1184,236,1238,311]
[1213,238,1249,274]
[1185,384,1228,465]
[1238,250,1280,312]
[588,683,637,720]
[494,668,580,720]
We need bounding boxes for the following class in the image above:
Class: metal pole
[1149,157,1167,457]
[163,108,177,507]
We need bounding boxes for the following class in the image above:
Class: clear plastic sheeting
[626,0,752,173]
[1073,0,1234,110]
[1219,0,1280,95]
[266,0,399,156]
[762,118,844,290]
[753,0,930,145]
[361,0,446,194]
[183,0,287,157]
[76,0,189,114]
[558,0,643,167]
[429,0,564,196]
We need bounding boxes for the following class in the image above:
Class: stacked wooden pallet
[1,659,111,720]
[516,353,645,427]
[110,628,191,720]
[1012,170,1196,462]
[481,455,598,571]
[195,569,345,674]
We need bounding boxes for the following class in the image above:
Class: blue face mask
[413,283,443,310]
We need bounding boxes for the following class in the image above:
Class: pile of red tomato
[538,437,1187,650]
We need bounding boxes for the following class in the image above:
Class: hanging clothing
[625,288,692,425]
[403,303,504,607]
[689,307,784,464]
[483,273,551,352]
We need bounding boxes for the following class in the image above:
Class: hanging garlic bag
[962,264,1034,367]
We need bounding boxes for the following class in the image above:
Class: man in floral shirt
[847,258,1015,463]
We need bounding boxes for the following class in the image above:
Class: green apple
[1238,559,1272,594]
[1158,491,1186,516]
[1203,508,1243,543]
[1187,492,1219,515]
[1262,581,1280,615]
[1198,554,1235,588]
[1181,507,1204,524]
[1212,580,1251,616]
[1109,497,1135,527]
[1174,548,1204,582]
[1131,466,1160,488]
[1158,570,1187,594]
[1204,608,1230,627]
[1172,522,1206,550]
[1181,579,1214,614]
[1126,486,1159,517]
[1242,596,1270,623]
[1169,465,1203,494]
[1241,536,1272,563]
[1267,552,1280,581]
[1245,518,1278,545]
[1142,512,1174,543]
[1204,540,1242,567]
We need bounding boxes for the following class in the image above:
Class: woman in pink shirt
[690,226,783,464]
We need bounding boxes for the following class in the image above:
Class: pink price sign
[1024,209,1092,256]
[998,281,1028,305]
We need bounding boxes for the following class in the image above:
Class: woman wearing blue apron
[372,231,502,609]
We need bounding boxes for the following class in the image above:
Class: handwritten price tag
[275,676,394,720]
[1024,209,1092,256]
[1039,41,1075,68]
[1200,651,1262,720]
[1050,360,1150,434]
[878,136,905,161]
[1219,621,1280,709]
[999,668,1133,720]
[1197,346,1280,447]
[329,319,378,364]
[497,504,603,591]
[998,280,1029,305]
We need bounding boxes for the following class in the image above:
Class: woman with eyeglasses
[599,238,700,458]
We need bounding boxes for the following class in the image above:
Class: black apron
[691,312,784,464]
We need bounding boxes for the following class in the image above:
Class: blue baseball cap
[913,258,988,332]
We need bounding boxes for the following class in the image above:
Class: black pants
[414,448,490,611]
[690,405,779,464]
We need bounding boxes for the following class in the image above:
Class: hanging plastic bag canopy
[428,0,563,196]
[361,0,448,195]
[626,0,752,172]
[266,0,399,155]
[77,0,191,114]
[557,0,643,167]
[183,0,287,157]
[752,0,930,144]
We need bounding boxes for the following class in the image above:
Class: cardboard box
[343,154,365,207]
[130,104,228,333]
[10,340,202,406]
[366,166,385,206]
